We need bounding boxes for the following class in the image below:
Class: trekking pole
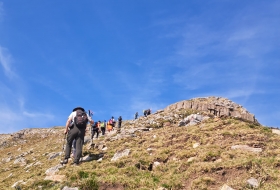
[60,133,67,165]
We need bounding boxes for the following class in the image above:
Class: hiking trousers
[91,128,99,138]
[65,126,85,164]
[101,127,105,135]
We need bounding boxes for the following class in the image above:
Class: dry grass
[1,117,280,190]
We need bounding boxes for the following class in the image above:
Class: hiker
[111,116,116,130]
[91,121,100,139]
[107,120,113,132]
[135,112,138,119]
[118,116,122,128]
[62,106,93,165]
[143,109,151,117]
[147,109,151,116]
[143,109,148,117]
[100,120,106,135]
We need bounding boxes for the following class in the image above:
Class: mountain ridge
[1,96,280,190]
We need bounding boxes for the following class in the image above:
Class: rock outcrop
[164,97,258,123]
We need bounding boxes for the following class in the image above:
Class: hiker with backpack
[143,109,151,117]
[148,109,151,116]
[143,109,148,117]
[91,121,100,139]
[100,120,106,135]
[62,106,93,165]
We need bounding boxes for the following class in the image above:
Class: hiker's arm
[64,118,71,134]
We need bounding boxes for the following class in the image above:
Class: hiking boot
[61,158,68,164]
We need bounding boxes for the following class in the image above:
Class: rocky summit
[1,96,280,190]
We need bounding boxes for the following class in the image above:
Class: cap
[73,107,85,112]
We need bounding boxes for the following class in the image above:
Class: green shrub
[78,171,89,179]
[79,175,98,190]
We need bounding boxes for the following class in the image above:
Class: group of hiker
[90,116,123,139]
[62,106,150,166]
[134,109,151,119]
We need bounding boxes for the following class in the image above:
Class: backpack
[92,122,98,129]
[74,109,88,129]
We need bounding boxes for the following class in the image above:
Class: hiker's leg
[96,129,99,138]
[74,130,85,164]
[65,128,76,159]
[74,138,83,163]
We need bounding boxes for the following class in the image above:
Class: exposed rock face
[164,97,258,123]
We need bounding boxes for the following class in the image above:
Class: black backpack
[92,122,98,129]
[74,109,88,129]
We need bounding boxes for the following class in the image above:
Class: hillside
[1,97,280,190]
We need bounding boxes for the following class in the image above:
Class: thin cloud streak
[0,46,17,79]
[23,111,54,119]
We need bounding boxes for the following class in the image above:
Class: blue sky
[0,0,279,134]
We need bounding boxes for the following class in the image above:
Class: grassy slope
[1,117,280,190]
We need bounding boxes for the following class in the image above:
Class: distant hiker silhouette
[135,112,138,119]
[118,116,122,128]
[91,121,100,139]
[143,109,151,117]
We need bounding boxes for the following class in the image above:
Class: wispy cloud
[159,2,278,96]
[0,46,17,79]
[0,106,56,134]
[0,46,58,134]
[23,111,54,119]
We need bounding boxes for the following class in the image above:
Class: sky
[0,0,279,134]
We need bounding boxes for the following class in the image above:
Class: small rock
[187,157,196,163]
[13,157,26,166]
[44,175,66,182]
[220,184,235,190]
[111,149,130,161]
[11,180,24,188]
[153,161,161,168]
[247,177,259,188]
[231,145,262,153]
[193,143,200,148]
[45,164,64,176]
[62,186,79,190]
[48,152,60,160]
